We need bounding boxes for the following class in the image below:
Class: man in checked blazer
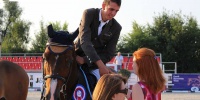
[74,0,122,91]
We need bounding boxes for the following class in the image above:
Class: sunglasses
[116,88,128,95]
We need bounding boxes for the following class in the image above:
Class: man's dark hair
[104,0,121,7]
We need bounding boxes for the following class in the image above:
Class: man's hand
[95,60,109,76]
[99,65,110,76]
[76,55,85,64]
[107,67,117,74]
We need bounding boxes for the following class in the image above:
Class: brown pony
[0,60,29,100]
[41,25,81,100]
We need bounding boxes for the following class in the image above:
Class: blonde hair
[92,74,127,100]
[133,48,166,94]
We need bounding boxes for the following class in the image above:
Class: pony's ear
[47,24,55,38]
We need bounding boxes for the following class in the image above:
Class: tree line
[117,11,200,73]
[0,0,200,73]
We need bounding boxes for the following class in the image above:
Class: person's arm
[76,55,110,76]
[132,83,144,100]
[78,9,109,75]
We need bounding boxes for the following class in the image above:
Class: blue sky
[0,0,200,40]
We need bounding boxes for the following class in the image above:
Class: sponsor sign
[172,74,200,92]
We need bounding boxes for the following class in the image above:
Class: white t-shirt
[114,55,123,65]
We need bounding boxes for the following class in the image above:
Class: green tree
[1,0,31,53]
[2,20,31,53]
[174,17,200,72]
[117,22,157,53]
[30,21,68,53]
[149,11,200,73]
[118,11,200,73]
[2,0,22,36]
[29,21,47,53]
[0,9,3,27]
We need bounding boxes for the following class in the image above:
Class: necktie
[98,21,106,35]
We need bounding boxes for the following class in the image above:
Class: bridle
[41,43,74,100]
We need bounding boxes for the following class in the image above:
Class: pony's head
[42,25,78,100]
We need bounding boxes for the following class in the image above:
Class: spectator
[93,74,128,100]
[130,48,166,100]
[114,52,123,71]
